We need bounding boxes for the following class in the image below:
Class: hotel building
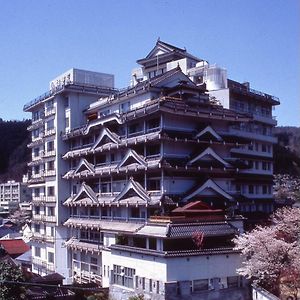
[24,41,279,299]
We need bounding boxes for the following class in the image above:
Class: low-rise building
[0,180,31,215]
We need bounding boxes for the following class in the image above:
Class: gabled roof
[195,126,223,141]
[91,127,120,150]
[72,182,97,204]
[172,200,222,213]
[117,149,146,169]
[0,239,30,256]
[113,177,150,203]
[187,147,231,167]
[150,66,195,88]
[145,40,186,59]
[137,40,203,65]
[74,158,95,175]
[183,179,233,201]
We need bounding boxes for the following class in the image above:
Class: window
[50,227,55,237]
[120,102,130,113]
[48,207,55,216]
[34,188,40,197]
[262,144,267,152]
[47,141,54,151]
[65,117,70,128]
[227,276,239,288]
[149,238,156,250]
[113,265,135,288]
[72,185,77,195]
[35,247,41,257]
[33,148,39,157]
[46,119,54,130]
[192,279,209,292]
[34,224,40,233]
[35,206,40,215]
[90,257,98,272]
[262,185,268,194]
[48,186,55,196]
[47,161,54,170]
[48,252,54,263]
[248,185,254,194]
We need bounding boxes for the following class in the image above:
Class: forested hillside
[0,119,30,182]
[274,126,300,175]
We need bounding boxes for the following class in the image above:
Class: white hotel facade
[24,40,279,300]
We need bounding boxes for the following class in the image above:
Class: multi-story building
[24,69,115,279]
[0,180,31,215]
[24,40,279,299]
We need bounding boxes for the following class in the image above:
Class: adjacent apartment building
[24,40,279,299]
[0,180,31,215]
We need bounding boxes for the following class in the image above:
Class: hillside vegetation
[274,126,300,176]
[0,119,30,182]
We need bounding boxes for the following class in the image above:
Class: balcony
[44,128,56,137]
[29,173,45,184]
[228,80,280,105]
[230,147,272,158]
[31,232,55,243]
[45,196,56,203]
[32,257,55,272]
[44,170,56,177]
[32,214,56,223]
[66,237,103,254]
[42,150,56,158]
[27,138,44,148]
[32,195,46,204]
[224,128,277,143]
[45,107,56,117]
[27,119,44,131]
[73,260,102,284]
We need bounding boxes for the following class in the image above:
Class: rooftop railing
[228,82,280,103]
[24,82,118,111]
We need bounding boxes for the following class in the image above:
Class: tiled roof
[136,225,168,237]
[167,222,237,238]
[65,238,104,254]
[0,239,30,256]
[110,244,239,257]
[64,218,144,233]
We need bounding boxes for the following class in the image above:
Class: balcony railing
[228,81,280,103]
[32,214,56,223]
[32,257,55,272]
[42,150,56,158]
[45,196,56,203]
[31,232,55,243]
[44,170,56,177]
[32,196,46,203]
[45,107,56,117]
[44,128,56,137]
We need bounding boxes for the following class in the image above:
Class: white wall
[166,253,242,281]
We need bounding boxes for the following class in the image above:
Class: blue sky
[0,0,299,126]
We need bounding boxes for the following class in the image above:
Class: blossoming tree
[234,207,300,296]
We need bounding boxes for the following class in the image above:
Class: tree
[234,207,300,296]
[192,231,204,249]
[235,207,300,294]
[0,261,26,300]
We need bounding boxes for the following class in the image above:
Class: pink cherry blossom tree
[234,207,300,296]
